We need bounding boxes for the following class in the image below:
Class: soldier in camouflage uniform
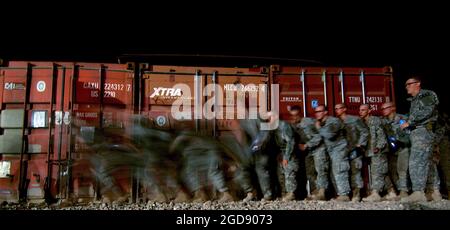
[289,106,328,200]
[425,111,449,201]
[360,104,389,202]
[434,112,450,199]
[334,103,369,202]
[401,77,439,202]
[130,117,177,203]
[170,130,233,203]
[268,112,297,201]
[237,116,274,202]
[380,102,411,200]
[426,160,442,201]
[87,127,145,204]
[314,105,350,201]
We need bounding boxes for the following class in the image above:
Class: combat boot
[261,195,273,202]
[334,195,350,202]
[173,190,190,203]
[425,190,432,201]
[77,197,90,204]
[311,188,326,201]
[192,190,208,203]
[55,198,73,208]
[217,191,234,203]
[362,190,381,202]
[351,188,361,202]
[399,190,409,198]
[100,190,115,205]
[400,191,427,202]
[243,192,256,202]
[282,192,295,201]
[101,196,113,205]
[431,189,442,201]
[383,188,398,201]
[148,192,168,203]
[113,195,129,205]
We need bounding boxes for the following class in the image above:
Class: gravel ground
[1,199,450,210]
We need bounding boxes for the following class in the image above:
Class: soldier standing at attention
[334,103,369,202]
[314,105,351,201]
[360,104,389,202]
[401,76,440,202]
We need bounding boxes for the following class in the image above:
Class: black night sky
[1,6,448,116]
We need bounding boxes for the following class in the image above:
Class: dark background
[1,5,448,116]
[0,4,449,226]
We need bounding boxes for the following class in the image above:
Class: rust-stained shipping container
[273,66,394,119]
[0,60,397,202]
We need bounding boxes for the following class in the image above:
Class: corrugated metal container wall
[71,63,135,200]
[0,62,136,202]
[274,66,394,120]
[143,65,269,134]
[0,62,74,202]
[1,61,396,202]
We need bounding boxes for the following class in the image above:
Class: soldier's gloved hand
[282,159,288,167]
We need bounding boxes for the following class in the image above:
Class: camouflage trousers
[438,137,450,193]
[385,147,410,192]
[369,153,388,192]
[328,143,351,196]
[350,154,364,189]
[409,127,434,192]
[238,152,272,198]
[282,157,299,193]
[89,151,143,197]
[182,150,228,193]
[427,161,440,191]
[305,153,317,193]
[312,146,329,190]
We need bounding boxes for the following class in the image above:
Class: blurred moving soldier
[400,76,440,202]
[88,131,142,204]
[238,117,274,202]
[170,130,233,203]
[314,105,350,201]
[360,104,389,202]
[289,106,328,201]
[380,102,411,200]
[131,116,176,203]
[335,103,369,202]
